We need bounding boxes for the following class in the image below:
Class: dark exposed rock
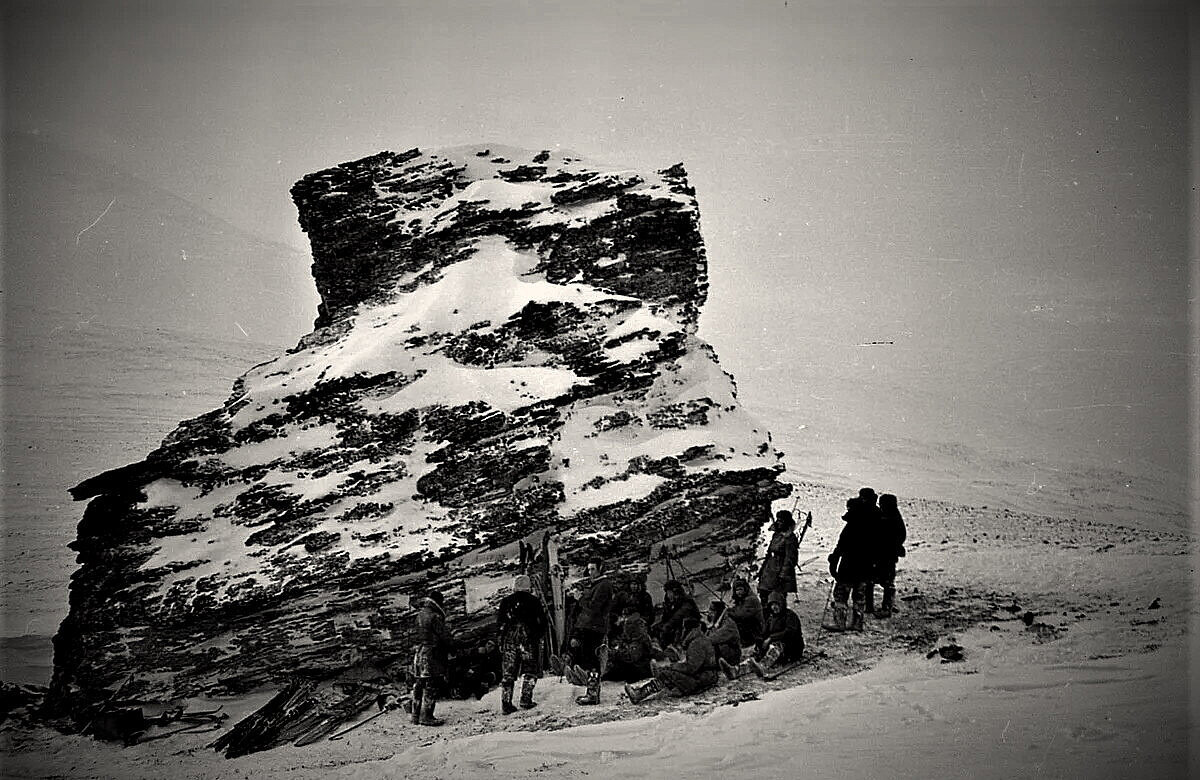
[48,145,789,714]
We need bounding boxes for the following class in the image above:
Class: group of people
[827,487,908,631]
[392,490,906,724]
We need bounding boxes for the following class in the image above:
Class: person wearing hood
[652,579,700,650]
[411,590,452,726]
[728,577,764,647]
[496,575,547,714]
[705,601,743,665]
[872,493,908,618]
[625,616,719,704]
[721,591,804,679]
[604,605,653,682]
[826,489,878,632]
[757,510,799,607]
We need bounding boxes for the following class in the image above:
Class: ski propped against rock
[544,532,566,656]
[292,688,378,747]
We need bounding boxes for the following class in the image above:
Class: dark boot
[500,682,517,715]
[565,664,588,686]
[410,682,423,724]
[519,676,537,710]
[623,677,663,705]
[825,604,847,632]
[719,658,737,680]
[575,672,601,705]
[879,588,895,618]
[849,607,865,632]
[419,687,444,727]
[865,583,876,615]
[748,643,783,678]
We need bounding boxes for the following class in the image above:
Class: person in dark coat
[827,490,878,632]
[604,605,653,682]
[570,559,614,671]
[757,510,799,607]
[705,600,742,665]
[497,575,547,714]
[630,574,656,623]
[728,577,764,647]
[411,590,451,726]
[652,580,700,650]
[873,493,908,618]
[625,617,719,703]
[721,592,803,679]
[572,558,614,705]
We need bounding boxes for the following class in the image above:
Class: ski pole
[811,578,836,651]
[328,709,387,741]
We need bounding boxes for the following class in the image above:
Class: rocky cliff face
[49,145,789,708]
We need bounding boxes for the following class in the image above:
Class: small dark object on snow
[926,644,964,663]
[1002,603,1022,614]
[1022,611,1036,626]
[1149,598,1162,610]
[990,625,1001,632]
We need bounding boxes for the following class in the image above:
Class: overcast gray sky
[4,0,1191,489]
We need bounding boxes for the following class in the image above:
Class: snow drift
[48,145,790,709]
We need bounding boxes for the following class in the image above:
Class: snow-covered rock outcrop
[49,145,789,708]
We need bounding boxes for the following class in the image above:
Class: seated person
[625,616,719,703]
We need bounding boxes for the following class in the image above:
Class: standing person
[571,558,614,705]
[757,510,799,608]
[705,601,743,666]
[496,575,547,714]
[624,616,719,703]
[411,590,451,726]
[874,493,908,618]
[652,580,700,650]
[826,491,876,632]
[855,487,883,613]
[728,577,764,647]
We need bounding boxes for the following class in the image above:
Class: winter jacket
[611,614,653,666]
[828,503,876,584]
[632,589,656,623]
[765,605,804,662]
[665,627,719,687]
[729,587,764,646]
[414,598,451,677]
[497,591,547,644]
[879,506,908,564]
[572,576,614,634]
[653,594,700,647]
[706,613,743,665]
[758,531,799,593]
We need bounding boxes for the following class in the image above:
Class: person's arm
[784,535,799,573]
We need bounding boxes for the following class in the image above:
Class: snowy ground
[4,481,1194,779]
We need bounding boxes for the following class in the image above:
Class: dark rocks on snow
[47,145,789,715]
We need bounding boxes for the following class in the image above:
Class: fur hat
[858,487,877,503]
[767,592,787,607]
[513,575,532,592]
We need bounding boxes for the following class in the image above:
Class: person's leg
[831,582,850,630]
[850,583,867,631]
[499,640,518,714]
[410,677,426,724]
[419,677,445,726]
[878,563,897,617]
